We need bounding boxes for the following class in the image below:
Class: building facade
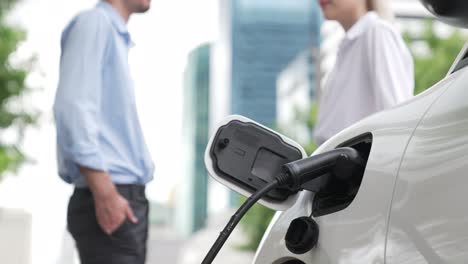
[177,44,211,236]
[276,50,318,146]
[211,0,322,208]
[212,0,322,128]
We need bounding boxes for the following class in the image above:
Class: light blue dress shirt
[53,2,154,187]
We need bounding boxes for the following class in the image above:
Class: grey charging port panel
[209,120,303,202]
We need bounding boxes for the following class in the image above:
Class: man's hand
[93,188,138,235]
[80,167,138,235]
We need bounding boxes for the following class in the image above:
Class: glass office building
[277,50,318,145]
[228,0,322,127]
[177,44,211,236]
[211,0,322,207]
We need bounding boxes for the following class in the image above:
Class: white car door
[253,73,452,264]
[385,66,468,263]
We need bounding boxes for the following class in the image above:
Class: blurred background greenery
[238,21,467,251]
[0,0,36,180]
[405,21,466,95]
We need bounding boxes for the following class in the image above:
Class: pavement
[147,225,183,263]
[147,211,255,264]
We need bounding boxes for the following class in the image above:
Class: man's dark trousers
[67,185,149,264]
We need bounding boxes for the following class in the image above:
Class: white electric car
[205,0,468,263]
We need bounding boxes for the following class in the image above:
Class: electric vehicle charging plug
[202,147,364,264]
[281,147,365,192]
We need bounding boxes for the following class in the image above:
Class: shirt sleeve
[368,25,415,109]
[53,11,110,172]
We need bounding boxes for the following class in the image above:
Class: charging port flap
[205,115,307,211]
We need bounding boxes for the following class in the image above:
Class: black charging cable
[201,180,280,264]
[202,147,363,264]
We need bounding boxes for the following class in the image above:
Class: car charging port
[304,133,373,217]
[203,146,366,263]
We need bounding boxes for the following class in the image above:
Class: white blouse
[314,12,414,146]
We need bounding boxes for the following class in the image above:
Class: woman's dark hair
[366,0,375,11]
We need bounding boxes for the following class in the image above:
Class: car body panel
[253,68,463,264]
[386,67,468,263]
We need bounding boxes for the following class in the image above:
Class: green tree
[405,21,466,94]
[0,0,36,180]
[238,199,275,250]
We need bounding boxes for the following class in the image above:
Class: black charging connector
[281,147,364,192]
[202,147,365,264]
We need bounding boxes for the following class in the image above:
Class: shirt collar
[345,11,379,41]
[97,1,134,47]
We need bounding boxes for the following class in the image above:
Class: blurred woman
[314,0,414,145]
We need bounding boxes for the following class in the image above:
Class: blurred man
[53,0,153,263]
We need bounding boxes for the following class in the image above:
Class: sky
[1,0,218,263]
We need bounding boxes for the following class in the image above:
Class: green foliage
[0,0,16,17]
[302,103,319,155]
[404,21,466,94]
[0,0,36,180]
[237,197,275,251]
